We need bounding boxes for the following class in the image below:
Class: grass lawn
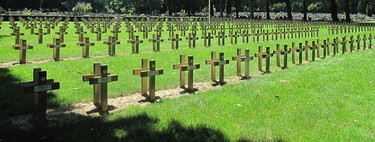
[2,42,374,141]
[0,21,374,117]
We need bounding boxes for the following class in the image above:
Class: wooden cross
[310,41,317,61]
[356,35,361,50]
[303,41,311,61]
[213,52,230,84]
[149,34,164,51]
[232,49,253,79]
[322,40,328,58]
[205,51,220,82]
[77,37,95,58]
[55,27,68,43]
[13,39,33,64]
[34,28,47,44]
[111,26,121,40]
[273,44,283,67]
[241,30,250,43]
[185,33,199,48]
[133,59,149,96]
[83,63,118,112]
[75,26,87,42]
[173,55,201,90]
[201,32,213,47]
[11,27,24,44]
[104,36,120,56]
[363,35,367,50]
[229,31,239,45]
[281,45,291,68]
[139,60,164,102]
[333,37,339,56]
[20,68,60,124]
[94,27,105,41]
[290,42,301,64]
[341,37,347,54]
[254,46,273,73]
[47,38,66,61]
[368,34,372,49]
[168,34,183,49]
[127,35,144,54]
[216,31,226,46]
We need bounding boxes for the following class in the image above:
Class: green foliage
[72,2,93,13]
[22,8,31,15]
[271,2,286,12]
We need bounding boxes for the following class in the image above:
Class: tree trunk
[249,0,254,19]
[226,0,232,17]
[266,0,271,19]
[302,0,308,21]
[219,0,224,17]
[344,0,351,22]
[357,0,369,14]
[285,0,292,20]
[39,0,44,10]
[330,0,338,21]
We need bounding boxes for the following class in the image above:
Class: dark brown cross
[254,46,273,73]
[363,34,367,50]
[232,49,253,79]
[139,60,164,102]
[55,27,68,43]
[356,35,361,50]
[173,55,201,90]
[104,36,120,56]
[149,34,164,51]
[13,39,33,64]
[201,32,213,47]
[34,28,47,44]
[303,41,311,61]
[47,38,66,61]
[168,34,183,50]
[290,42,301,64]
[128,35,144,54]
[213,52,230,84]
[185,33,199,48]
[241,30,250,43]
[310,41,318,61]
[94,27,105,41]
[368,34,373,49]
[20,68,60,124]
[11,27,24,44]
[333,37,339,56]
[77,37,95,58]
[83,63,118,112]
[216,31,226,46]
[111,26,121,40]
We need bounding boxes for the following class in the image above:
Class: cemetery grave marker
[173,55,201,91]
[213,52,230,84]
[202,32,213,47]
[185,33,199,48]
[149,34,164,51]
[128,35,144,54]
[282,45,291,68]
[168,34,183,49]
[47,38,66,61]
[232,49,253,79]
[77,37,95,58]
[55,27,68,43]
[13,39,33,64]
[104,36,120,56]
[83,63,118,112]
[138,60,164,102]
[216,31,226,46]
[11,27,24,44]
[34,28,47,44]
[21,68,60,124]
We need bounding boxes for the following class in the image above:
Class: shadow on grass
[0,68,61,118]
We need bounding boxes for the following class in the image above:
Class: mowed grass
[0,21,374,117]
[3,45,374,141]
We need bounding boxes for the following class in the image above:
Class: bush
[72,2,93,13]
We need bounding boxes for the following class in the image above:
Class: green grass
[2,44,373,141]
[0,21,374,117]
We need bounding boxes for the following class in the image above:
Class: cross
[310,41,318,61]
[111,26,121,40]
[281,45,291,68]
[213,52,230,84]
[149,34,164,51]
[216,31,226,46]
[205,51,220,82]
[356,35,361,50]
[229,31,239,45]
[55,27,68,43]
[127,35,144,54]
[139,60,164,102]
[126,27,136,39]
[47,38,66,61]
[34,28,47,44]
[232,49,254,79]
[83,63,118,112]
[241,30,250,43]
[20,68,60,124]
[77,37,95,58]
[75,26,87,42]
[13,39,33,64]
[363,34,367,50]
[168,34,183,50]
[133,58,149,96]
[290,42,301,64]
[201,32,213,47]
[303,41,311,61]
[322,40,328,58]
[94,27,105,41]
[104,36,120,56]
[273,44,283,67]
[10,27,24,44]
[185,33,199,48]
[368,34,373,49]
[333,37,339,56]
[341,37,347,54]
[173,55,200,90]
[254,46,273,73]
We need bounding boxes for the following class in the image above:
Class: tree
[344,0,351,22]
[330,0,338,21]
[285,0,292,20]
[265,0,270,19]
[248,0,254,19]
[302,0,308,21]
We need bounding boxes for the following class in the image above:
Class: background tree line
[0,0,374,21]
